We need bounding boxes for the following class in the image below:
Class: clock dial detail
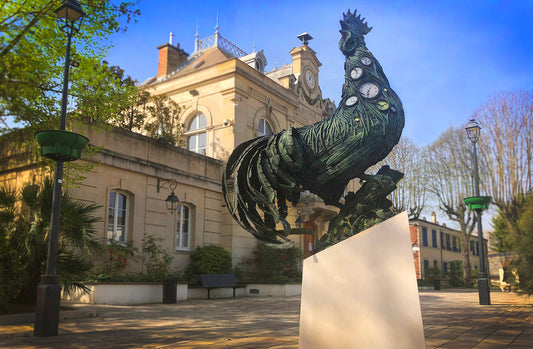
[350,67,363,79]
[360,56,372,66]
[346,96,358,106]
[305,70,315,89]
[359,82,379,98]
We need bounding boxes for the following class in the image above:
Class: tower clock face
[305,70,315,89]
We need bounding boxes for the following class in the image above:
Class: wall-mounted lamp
[295,208,304,229]
[157,178,180,213]
[223,119,233,126]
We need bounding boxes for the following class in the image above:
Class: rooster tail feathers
[222,129,304,245]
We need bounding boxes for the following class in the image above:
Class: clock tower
[290,33,322,102]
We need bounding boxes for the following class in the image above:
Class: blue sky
[106,0,533,146]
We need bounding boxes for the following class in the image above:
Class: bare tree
[380,137,428,218]
[426,127,477,286]
[473,90,532,236]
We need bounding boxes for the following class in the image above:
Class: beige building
[1,29,340,271]
[409,213,488,279]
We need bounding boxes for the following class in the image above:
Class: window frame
[175,204,192,251]
[107,190,130,243]
[185,113,207,155]
[257,118,273,137]
[431,229,438,248]
[422,227,428,247]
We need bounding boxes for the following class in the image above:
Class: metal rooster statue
[223,10,405,249]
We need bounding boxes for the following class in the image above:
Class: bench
[200,274,245,299]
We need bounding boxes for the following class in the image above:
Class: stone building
[409,213,489,279]
[1,28,340,272]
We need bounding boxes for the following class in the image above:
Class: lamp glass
[56,0,84,22]
[465,119,481,144]
[165,192,180,212]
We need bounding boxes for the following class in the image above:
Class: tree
[515,193,533,294]
[473,90,532,238]
[143,94,184,146]
[379,137,428,218]
[489,210,515,252]
[426,127,477,286]
[0,179,101,309]
[0,0,141,134]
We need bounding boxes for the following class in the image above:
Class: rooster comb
[342,9,372,35]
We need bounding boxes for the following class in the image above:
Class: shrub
[141,234,173,277]
[186,245,232,284]
[103,240,137,276]
[448,260,464,287]
[237,242,303,283]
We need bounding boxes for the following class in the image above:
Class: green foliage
[85,270,185,283]
[0,179,101,309]
[490,196,527,252]
[490,211,515,252]
[237,242,303,283]
[186,245,232,284]
[143,94,184,146]
[1,0,141,133]
[141,234,173,277]
[514,194,533,294]
[424,267,441,280]
[102,240,137,276]
[448,260,464,287]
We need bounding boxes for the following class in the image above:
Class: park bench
[200,274,245,299]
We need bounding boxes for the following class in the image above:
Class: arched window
[258,119,273,137]
[107,191,130,243]
[187,113,207,154]
[176,204,191,251]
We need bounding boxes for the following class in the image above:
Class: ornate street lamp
[165,183,180,213]
[34,0,85,337]
[157,178,180,213]
[464,119,491,305]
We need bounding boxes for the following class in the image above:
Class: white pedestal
[299,212,425,348]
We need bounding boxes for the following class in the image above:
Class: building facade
[1,28,340,272]
[409,213,489,279]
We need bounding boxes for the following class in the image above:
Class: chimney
[431,212,436,224]
[157,34,189,77]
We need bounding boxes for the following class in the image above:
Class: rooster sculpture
[222,10,405,247]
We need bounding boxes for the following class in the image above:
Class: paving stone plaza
[1,289,531,348]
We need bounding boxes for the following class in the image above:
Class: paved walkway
[0,290,531,348]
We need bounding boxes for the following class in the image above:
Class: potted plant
[35,130,89,161]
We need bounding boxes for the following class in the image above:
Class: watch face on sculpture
[350,67,363,79]
[359,82,379,98]
[305,70,315,89]
[360,56,372,66]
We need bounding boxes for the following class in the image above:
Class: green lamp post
[464,119,491,305]
[34,0,86,337]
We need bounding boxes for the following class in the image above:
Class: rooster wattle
[222,10,404,246]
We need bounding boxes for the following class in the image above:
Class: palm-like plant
[0,179,101,308]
